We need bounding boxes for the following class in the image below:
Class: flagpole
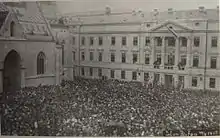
[203,20,208,91]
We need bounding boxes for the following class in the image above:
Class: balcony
[164,65,174,70]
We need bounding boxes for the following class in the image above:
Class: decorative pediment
[149,20,193,32]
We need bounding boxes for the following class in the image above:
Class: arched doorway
[3,50,21,93]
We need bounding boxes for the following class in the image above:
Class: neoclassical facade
[46,5,220,91]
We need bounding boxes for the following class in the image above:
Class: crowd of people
[1,77,220,136]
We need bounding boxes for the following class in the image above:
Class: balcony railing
[154,65,160,69]
[164,65,174,70]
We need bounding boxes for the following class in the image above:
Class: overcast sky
[57,0,219,14]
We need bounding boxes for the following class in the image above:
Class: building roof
[3,2,51,36]
[59,7,219,25]
[0,3,9,30]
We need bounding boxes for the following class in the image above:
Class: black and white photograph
[0,0,219,137]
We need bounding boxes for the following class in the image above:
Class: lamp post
[61,40,65,77]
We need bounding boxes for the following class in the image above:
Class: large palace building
[0,2,219,92]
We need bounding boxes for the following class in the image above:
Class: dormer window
[195,22,200,26]
[146,24,150,27]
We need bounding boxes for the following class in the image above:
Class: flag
[166,26,179,38]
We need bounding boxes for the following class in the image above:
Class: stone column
[0,61,3,94]
[150,37,155,68]
[173,74,178,87]
[175,38,180,68]
[186,37,192,68]
[161,37,165,68]
[160,73,165,84]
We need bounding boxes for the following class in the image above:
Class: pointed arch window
[37,52,46,75]
[10,21,15,37]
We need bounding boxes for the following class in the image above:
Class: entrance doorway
[3,50,21,93]
[165,74,173,88]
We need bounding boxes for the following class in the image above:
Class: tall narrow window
[110,70,115,78]
[81,67,85,76]
[98,68,102,77]
[122,36,127,46]
[89,68,93,76]
[98,52,103,61]
[211,36,217,47]
[37,52,46,75]
[194,37,200,47]
[209,78,216,88]
[90,52,94,61]
[81,36,85,46]
[156,37,162,46]
[133,53,138,64]
[144,72,149,81]
[121,53,126,63]
[72,51,76,61]
[145,37,150,46]
[181,37,187,47]
[10,21,15,37]
[210,57,217,69]
[111,53,115,62]
[145,54,150,65]
[121,70,125,79]
[192,77,198,87]
[90,37,94,46]
[72,37,75,45]
[81,52,85,61]
[132,71,137,80]
[111,36,116,46]
[193,55,199,67]
[99,36,103,46]
[133,36,138,46]
[167,37,175,47]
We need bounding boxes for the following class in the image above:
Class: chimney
[153,8,159,16]
[198,6,205,12]
[105,6,111,15]
[168,8,173,14]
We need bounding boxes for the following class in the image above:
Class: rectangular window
[211,36,217,47]
[81,36,85,46]
[156,37,162,46]
[132,71,137,80]
[90,52,94,61]
[193,56,199,67]
[111,53,115,62]
[210,57,217,69]
[133,36,138,46]
[110,70,115,78]
[144,72,149,81]
[180,55,186,65]
[72,37,75,45]
[121,70,125,79]
[90,37,94,46]
[145,37,150,46]
[209,78,216,88]
[181,37,187,47]
[81,67,85,76]
[145,54,150,65]
[73,68,75,77]
[72,51,76,61]
[89,68,93,76]
[98,52,103,62]
[192,77,197,87]
[167,37,175,47]
[122,36,127,46]
[111,36,116,46]
[154,73,160,83]
[133,53,138,64]
[81,52,85,61]
[178,76,185,88]
[194,37,200,47]
[99,52,102,61]
[156,54,162,64]
[99,36,103,46]
[121,53,126,63]
[98,68,102,77]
